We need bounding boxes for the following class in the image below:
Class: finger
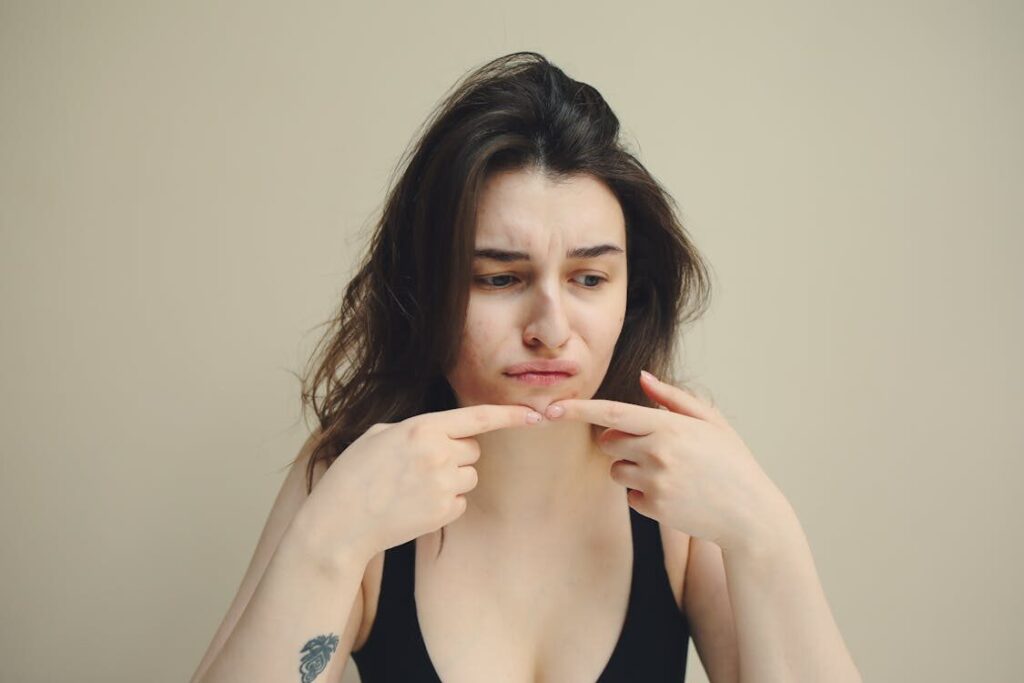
[451,464,479,495]
[640,373,727,426]
[448,437,482,466]
[546,398,668,436]
[609,459,646,489]
[595,428,653,464]
[424,403,544,439]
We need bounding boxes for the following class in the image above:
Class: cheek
[446,313,513,405]
[452,308,504,378]
[463,318,499,363]
[587,298,627,352]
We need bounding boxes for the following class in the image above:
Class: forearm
[194,522,367,683]
[722,498,862,683]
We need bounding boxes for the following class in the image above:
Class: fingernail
[526,411,543,424]
[640,369,657,382]
[545,404,564,419]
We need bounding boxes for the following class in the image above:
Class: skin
[433,167,863,682]
[543,377,863,681]
[444,166,629,533]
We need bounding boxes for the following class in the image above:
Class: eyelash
[474,273,608,290]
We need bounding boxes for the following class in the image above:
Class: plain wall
[1,1,1021,681]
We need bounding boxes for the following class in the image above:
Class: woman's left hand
[544,370,789,552]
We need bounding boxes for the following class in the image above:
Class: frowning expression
[445,166,628,413]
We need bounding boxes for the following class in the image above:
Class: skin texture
[443,166,629,532]
[544,371,786,554]
[390,168,862,682]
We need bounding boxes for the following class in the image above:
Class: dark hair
[292,51,714,556]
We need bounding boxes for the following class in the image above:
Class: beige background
[2,1,1021,681]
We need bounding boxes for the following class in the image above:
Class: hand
[544,370,786,552]
[300,403,545,567]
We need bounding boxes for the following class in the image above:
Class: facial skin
[448,168,627,412]
[443,166,629,533]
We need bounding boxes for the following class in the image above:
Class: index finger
[545,399,661,436]
[417,403,544,439]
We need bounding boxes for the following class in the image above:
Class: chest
[356,520,690,682]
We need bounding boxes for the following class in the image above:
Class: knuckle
[412,447,438,473]
[425,449,447,468]
[667,420,687,442]
[405,420,424,441]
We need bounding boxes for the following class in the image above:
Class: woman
[191,52,862,683]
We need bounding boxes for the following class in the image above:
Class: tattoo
[298,633,340,682]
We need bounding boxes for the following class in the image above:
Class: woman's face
[446,167,628,413]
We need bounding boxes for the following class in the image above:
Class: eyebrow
[473,243,625,262]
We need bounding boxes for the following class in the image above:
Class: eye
[573,274,608,288]
[473,274,608,290]
[474,274,521,289]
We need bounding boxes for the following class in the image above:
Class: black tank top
[351,503,691,681]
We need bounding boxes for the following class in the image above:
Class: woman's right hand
[296,403,546,567]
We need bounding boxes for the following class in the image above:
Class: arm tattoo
[299,633,340,682]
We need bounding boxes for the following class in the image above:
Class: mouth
[504,371,572,386]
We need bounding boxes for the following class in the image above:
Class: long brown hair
[292,51,714,553]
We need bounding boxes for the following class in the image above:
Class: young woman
[191,52,862,683]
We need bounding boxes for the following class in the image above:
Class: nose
[522,278,572,349]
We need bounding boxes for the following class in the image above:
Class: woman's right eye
[474,274,520,289]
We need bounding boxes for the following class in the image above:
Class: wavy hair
[292,51,714,555]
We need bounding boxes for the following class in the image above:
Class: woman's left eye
[573,274,607,288]
[474,274,607,289]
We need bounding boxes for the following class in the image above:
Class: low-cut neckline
[410,502,639,681]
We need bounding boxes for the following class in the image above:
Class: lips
[506,371,571,386]
[503,359,580,376]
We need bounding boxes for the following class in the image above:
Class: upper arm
[683,535,740,683]
[189,429,365,683]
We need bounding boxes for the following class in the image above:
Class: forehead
[474,168,625,247]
